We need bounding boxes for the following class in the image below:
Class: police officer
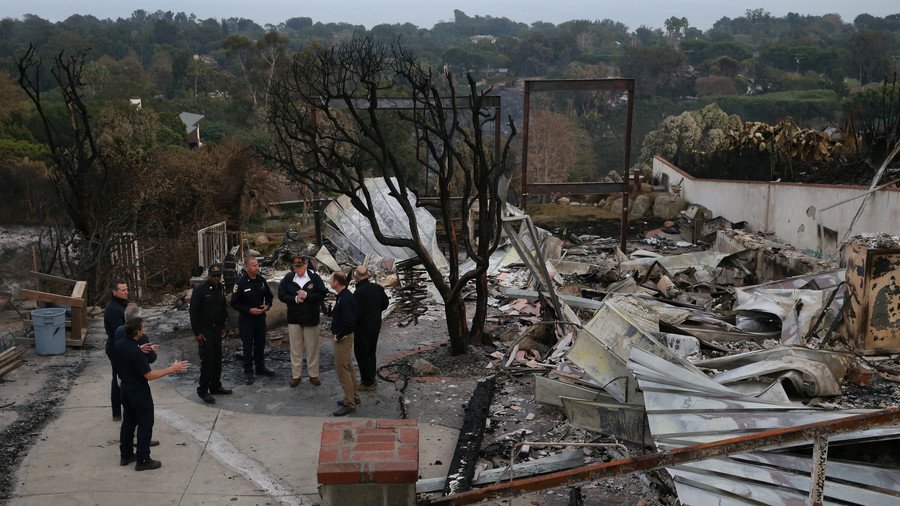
[190,263,232,403]
[230,256,274,385]
[113,317,188,471]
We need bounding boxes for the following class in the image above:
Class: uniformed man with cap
[190,263,232,403]
[230,256,275,384]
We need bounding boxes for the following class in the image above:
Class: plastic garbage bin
[32,307,67,355]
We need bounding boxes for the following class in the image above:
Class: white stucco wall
[653,156,900,255]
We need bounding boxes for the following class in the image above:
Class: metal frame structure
[520,79,635,251]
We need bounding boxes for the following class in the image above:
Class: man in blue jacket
[113,318,188,471]
[330,271,358,416]
[278,256,327,388]
[231,257,274,385]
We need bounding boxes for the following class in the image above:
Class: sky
[0,1,897,31]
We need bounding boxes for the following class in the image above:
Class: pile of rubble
[460,221,900,503]
[239,177,899,504]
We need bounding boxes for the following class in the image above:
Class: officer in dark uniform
[113,317,188,471]
[230,256,274,384]
[190,263,232,403]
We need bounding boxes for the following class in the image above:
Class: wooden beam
[0,348,26,368]
[0,346,24,364]
[19,289,85,308]
[71,280,86,300]
[29,271,77,286]
[443,377,496,495]
[0,359,23,378]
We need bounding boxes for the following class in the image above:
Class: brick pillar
[317,419,419,506]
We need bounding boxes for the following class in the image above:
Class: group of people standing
[274,256,390,416]
[104,254,391,470]
[104,280,189,471]
[188,255,388,416]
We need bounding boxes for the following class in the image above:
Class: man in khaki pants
[329,271,358,416]
[277,256,328,387]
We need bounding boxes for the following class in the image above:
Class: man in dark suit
[104,279,129,421]
[352,266,389,391]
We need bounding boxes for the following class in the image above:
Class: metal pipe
[521,83,531,211]
[423,406,900,505]
[619,84,635,255]
[818,176,900,213]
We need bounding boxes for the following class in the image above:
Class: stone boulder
[653,195,689,219]
[608,195,624,213]
[631,194,654,217]
[412,358,439,375]
[254,234,270,246]
[557,197,571,205]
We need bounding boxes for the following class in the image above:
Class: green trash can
[32,307,67,355]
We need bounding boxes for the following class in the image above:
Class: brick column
[317,419,419,505]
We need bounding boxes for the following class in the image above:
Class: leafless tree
[17,46,135,301]
[264,36,516,354]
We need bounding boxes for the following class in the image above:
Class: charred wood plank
[442,376,496,496]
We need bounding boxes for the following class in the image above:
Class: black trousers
[120,383,154,461]
[110,365,122,417]
[239,315,267,374]
[106,349,121,418]
[197,326,223,395]
[353,330,379,386]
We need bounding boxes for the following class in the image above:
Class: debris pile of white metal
[494,227,900,504]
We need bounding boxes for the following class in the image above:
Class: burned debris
[406,189,900,504]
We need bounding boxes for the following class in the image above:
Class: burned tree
[16,47,138,299]
[264,36,516,354]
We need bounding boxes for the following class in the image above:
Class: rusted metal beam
[518,78,635,238]
[525,79,634,93]
[809,432,829,506]
[316,96,502,110]
[421,406,900,505]
[521,85,531,210]
[525,182,626,195]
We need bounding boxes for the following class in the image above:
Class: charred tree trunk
[444,293,469,355]
[468,271,489,345]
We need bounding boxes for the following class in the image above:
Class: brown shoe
[358,383,376,391]
[309,376,321,386]
[289,377,301,388]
